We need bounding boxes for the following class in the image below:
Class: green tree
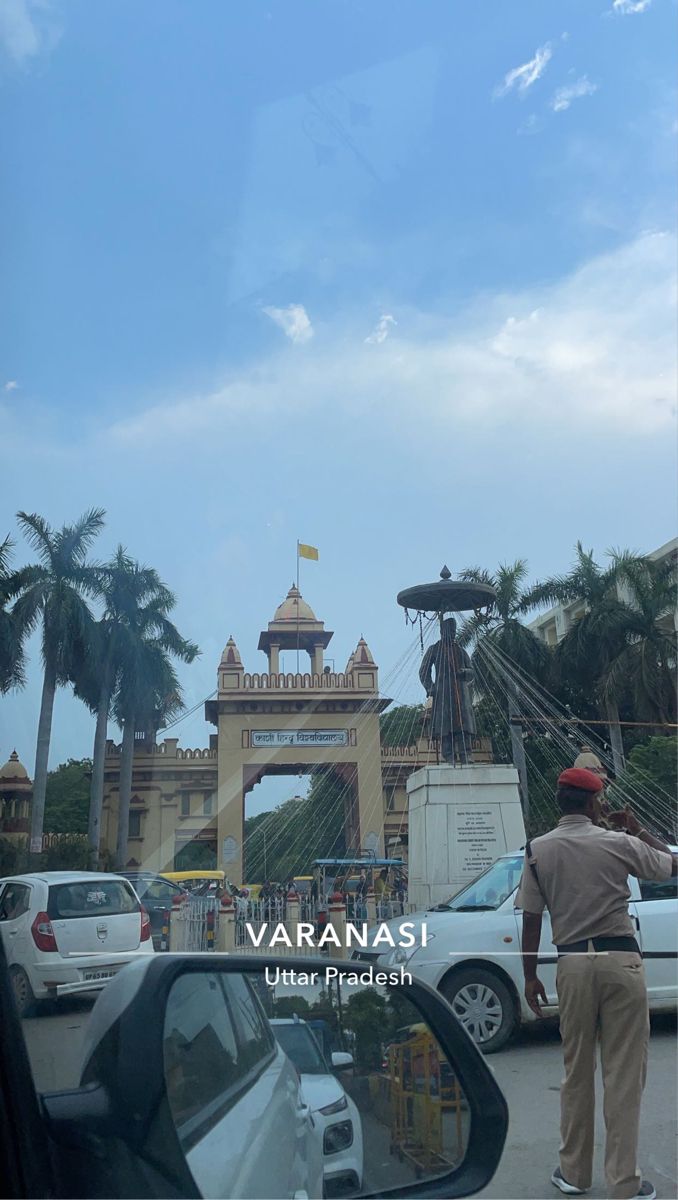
[13,508,105,856]
[44,758,92,833]
[380,704,424,747]
[343,990,387,1071]
[73,548,178,866]
[271,995,311,1018]
[600,555,676,727]
[459,561,552,809]
[0,837,28,875]
[460,561,552,679]
[0,536,30,693]
[618,736,678,837]
[384,987,421,1037]
[114,636,196,869]
[526,544,652,775]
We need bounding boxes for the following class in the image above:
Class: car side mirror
[38,955,508,1199]
[331,1050,354,1070]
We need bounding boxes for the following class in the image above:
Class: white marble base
[407,764,526,911]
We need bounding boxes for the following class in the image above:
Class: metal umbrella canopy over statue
[397,567,497,766]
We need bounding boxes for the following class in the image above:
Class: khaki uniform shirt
[515,815,673,946]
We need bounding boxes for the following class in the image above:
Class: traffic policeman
[517,766,677,1200]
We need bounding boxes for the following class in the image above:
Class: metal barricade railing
[170,896,220,953]
[167,891,413,954]
[234,897,319,956]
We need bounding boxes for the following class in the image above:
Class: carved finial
[440,565,452,580]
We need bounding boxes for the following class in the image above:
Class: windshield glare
[445,855,524,911]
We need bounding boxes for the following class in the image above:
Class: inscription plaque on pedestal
[407,764,526,910]
[452,807,502,879]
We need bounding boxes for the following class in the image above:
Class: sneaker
[551,1167,589,1195]
[632,1184,656,1200]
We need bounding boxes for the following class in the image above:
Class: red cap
[558,767,605,793]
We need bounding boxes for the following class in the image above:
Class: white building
[529,537,678,647]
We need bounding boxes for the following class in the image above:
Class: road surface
[476,1015,677,1200]
[22,1003,677,1199]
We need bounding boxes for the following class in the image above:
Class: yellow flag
[298,543,319,561]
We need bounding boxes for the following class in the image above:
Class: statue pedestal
[407,765,526,911]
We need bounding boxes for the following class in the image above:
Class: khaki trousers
[556,948,649,1199]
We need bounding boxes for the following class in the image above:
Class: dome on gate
[259,584,333,655]
[0,750,29,781]
[272,584,318,624]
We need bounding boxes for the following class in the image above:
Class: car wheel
[10,965,39,1018]
[441,967,517,1054]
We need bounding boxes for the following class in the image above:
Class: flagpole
[296,540,300,673]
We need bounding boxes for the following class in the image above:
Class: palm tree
[111,597,199,869]
[0,536,30,693]
[13,509,105,856]
[458,561,552,818]
[602,553,676,727]
[525,543,640,776]
[73,548,176,867]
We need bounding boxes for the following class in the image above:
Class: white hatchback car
[271,1017,364,1197]
[0,871,155,1016]
[353,849,678,1053]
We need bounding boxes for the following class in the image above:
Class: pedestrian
[517,766,677,1200]
[374,868,389,917]
[355,868,368,921]
[260,880,272,920]
[394,873,407,915]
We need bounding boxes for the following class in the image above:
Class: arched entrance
[205,585,388,885]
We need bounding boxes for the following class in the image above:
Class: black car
[119,873,188,946]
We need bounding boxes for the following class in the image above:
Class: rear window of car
[47,880,139,919]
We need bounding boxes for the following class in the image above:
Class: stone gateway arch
[204,586,388,886]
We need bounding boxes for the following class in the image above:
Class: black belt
[556,936,640,956]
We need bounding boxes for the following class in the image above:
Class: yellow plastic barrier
[387,1026,464,1178]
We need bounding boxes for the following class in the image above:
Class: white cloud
[4,380,19,392]
[517,113,543,137]
[0,0,58,64]
[365,314,396,345]
[107,233,676,447]
[494,44,552,98]
[262,303,314,344]
[551,77,598,113]
[612,0,651,13]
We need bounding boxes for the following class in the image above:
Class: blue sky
[1,0,676,815]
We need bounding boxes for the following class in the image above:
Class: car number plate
[82,968,117,982]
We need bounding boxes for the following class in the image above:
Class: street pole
[508,684,530,830]
[296,540,300,673]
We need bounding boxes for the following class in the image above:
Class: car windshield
[272,1024,329,1076]
[438,856,525,912]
